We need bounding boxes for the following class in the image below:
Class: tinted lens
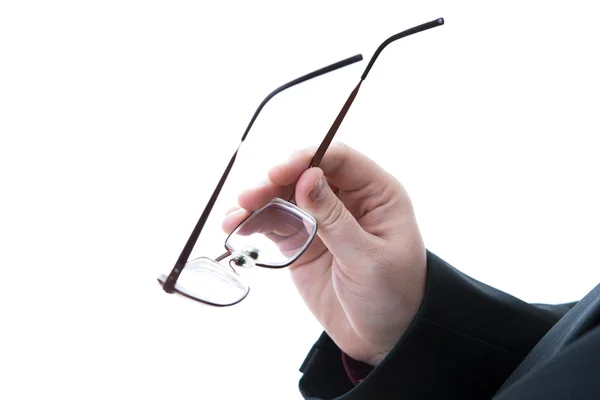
[158,257,249,306]
[226,199,317,267]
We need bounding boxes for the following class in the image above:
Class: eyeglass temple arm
[162,55,364,293]
[305,17,445,171]
[361,18,444,81]
[241,54,363,141]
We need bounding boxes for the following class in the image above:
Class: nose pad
[230,246,260,268]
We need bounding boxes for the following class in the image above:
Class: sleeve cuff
[299,250,564,399]
[341,352,374,386]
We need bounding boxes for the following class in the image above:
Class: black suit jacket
[299,251,600,399]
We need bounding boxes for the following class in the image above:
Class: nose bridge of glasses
[230,246,260,269]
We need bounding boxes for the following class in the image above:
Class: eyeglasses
[158,17,445,306]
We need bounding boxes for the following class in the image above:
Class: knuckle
[321,197,348,230]
[330,141,349,152]
[295,146,317,160]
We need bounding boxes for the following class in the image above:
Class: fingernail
[309,176,326,202]
[226,207,241,216]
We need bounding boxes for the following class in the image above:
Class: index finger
[268,142,385,193]
[233,142,385,220]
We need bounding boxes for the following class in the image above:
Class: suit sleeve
[298,251,574,399]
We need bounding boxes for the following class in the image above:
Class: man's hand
[222,143,427,367]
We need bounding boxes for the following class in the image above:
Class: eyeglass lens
[226,200,317,268]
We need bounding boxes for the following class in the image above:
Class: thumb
[295,168,372,266]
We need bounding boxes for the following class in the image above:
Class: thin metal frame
[160,17,445,301]
[160,55,363,294]
[224,197,319,269]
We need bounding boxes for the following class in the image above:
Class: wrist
[367,351,388,367]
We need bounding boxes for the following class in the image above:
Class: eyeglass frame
[223,197,319,268]
[160,17,445,297]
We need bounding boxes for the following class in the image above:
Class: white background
[1,1,599,399]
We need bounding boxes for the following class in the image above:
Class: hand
[222,142,427,366]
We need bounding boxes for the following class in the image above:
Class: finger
[237,179,286,211]
[221,208,250,233]
[236,146,319,211]
[264,231,310,253]
[294,167,375,267]
[267,147,316,186]
[269,143,389,194]
[315,142,392,193]
[326,177,340,197]
[225,206,241,215]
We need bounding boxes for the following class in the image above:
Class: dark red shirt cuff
[341,352,374,386]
